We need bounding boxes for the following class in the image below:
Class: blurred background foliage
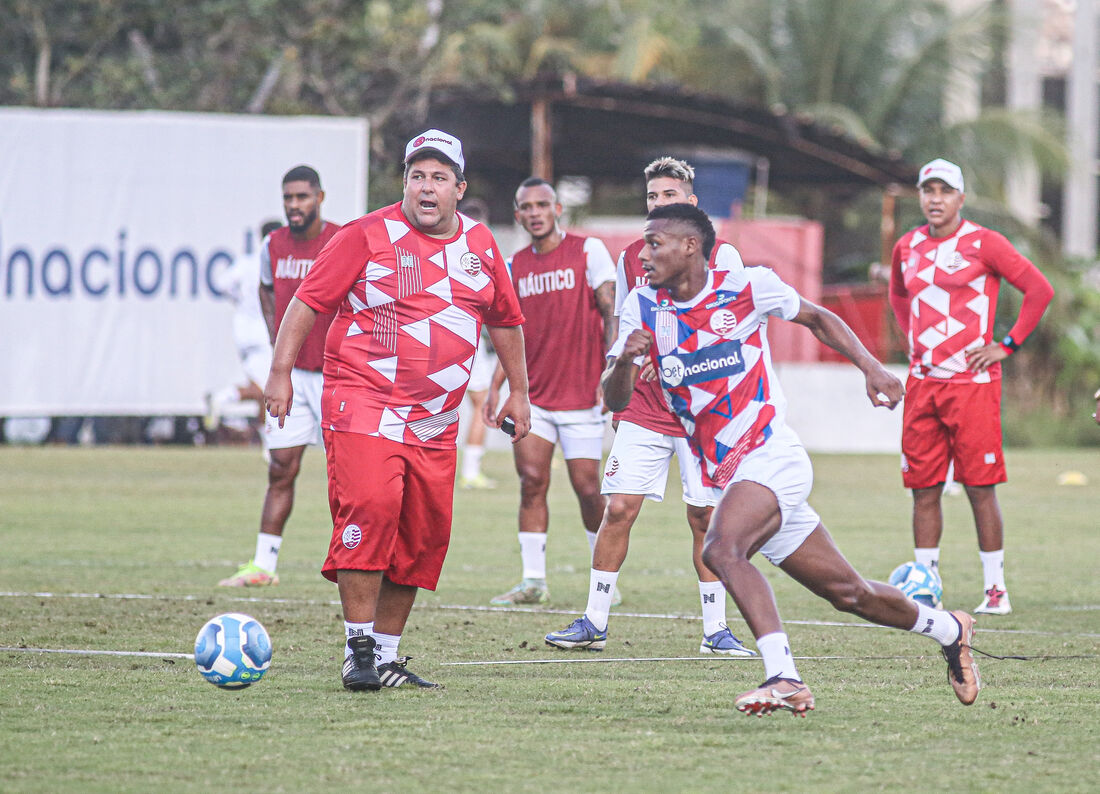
[2,0,1096,442]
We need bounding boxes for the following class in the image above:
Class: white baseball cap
[404,129,465,172]
[917,158,964,192]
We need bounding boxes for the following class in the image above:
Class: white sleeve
[258,234,274,286]
[583,236,617,290]
[748,267,801,320]
[613,250,629,317]
[713,242,745,273]
[607,289,646,365]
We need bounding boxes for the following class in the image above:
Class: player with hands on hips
[889,158,1053,616]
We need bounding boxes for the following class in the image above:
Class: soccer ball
[194,612,272,689]
[888,562,943,609]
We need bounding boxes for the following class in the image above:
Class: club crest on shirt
[709,309,738,336]
[942,251,967,273]
[460,252,482,276]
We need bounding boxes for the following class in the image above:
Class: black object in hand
[500,417,516,436]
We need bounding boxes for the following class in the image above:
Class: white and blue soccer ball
[194,612,272,689]
[889,562,943,609]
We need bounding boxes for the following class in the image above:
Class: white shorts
[264,368,324,449]
[715,426,821,566]
[468,341,497,393]
[529,403,606,460]
[241,343,273,389]
[601,421,715,507]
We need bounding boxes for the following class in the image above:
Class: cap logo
[414,136,426,146]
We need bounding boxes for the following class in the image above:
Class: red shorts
[321,430,456,590]
[901,376,1006,489]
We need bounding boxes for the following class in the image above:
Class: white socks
[254,532,282,573]
[373,632,400,666]
[914,547,939,571]
[344,621,373,657]
[518,532,547,580]
[698,580,727,636]
[584,569,620,631]
[343,621,401,666]
[461,445,484,480]
[979,549,1006,591]
[756,632,800,681]
[909,603,961,646]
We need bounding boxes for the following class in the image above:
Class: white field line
[2,591,1097,639]
[440,655,926,666]
[0,646,193,659]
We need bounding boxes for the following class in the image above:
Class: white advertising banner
[0,108,368,415]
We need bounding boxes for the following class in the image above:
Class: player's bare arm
[603,329,651,412]
[968,259,1053,374]
[264,297,317,427]
[259,283,277,343]
[486,325,531,442]
[791,298,904,409]
[594,280,617,353]
[481,360,507,427]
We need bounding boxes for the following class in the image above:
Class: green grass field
[1,445,1097,792]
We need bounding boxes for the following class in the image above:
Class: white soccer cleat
[974,586,1012,616]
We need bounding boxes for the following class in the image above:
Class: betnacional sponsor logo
[659,341,745,387]
[414,135,454,148]
[342,524,362,549]
[1,227,234,301]
[460,252,482,276]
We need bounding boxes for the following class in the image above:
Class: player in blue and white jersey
[604,203,982,717]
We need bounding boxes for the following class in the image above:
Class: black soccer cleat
[377,656,443,689]
[342,635,382,691]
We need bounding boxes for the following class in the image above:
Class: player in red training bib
[219,166,339,588]
[545,156,753,656]
[266,130,530,691]
[890,159,1053,616]
[606,203,981,716]
[485,178,617,606]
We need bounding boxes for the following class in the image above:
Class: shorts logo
[900,454,909,473]
[342,524,362,549]
[984,453,996,464]
[604,456,619,478]
[460,252,482,276]
[710,309,738,336]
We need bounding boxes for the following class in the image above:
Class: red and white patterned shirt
[294,203,524,449]
[260,222,340,371]
[612,266,800,488]
[612,238,745,437]
[509,233,616,410]
[890,220,1042,383]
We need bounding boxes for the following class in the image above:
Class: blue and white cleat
[545,615,607,650]
[699,625,756,656]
